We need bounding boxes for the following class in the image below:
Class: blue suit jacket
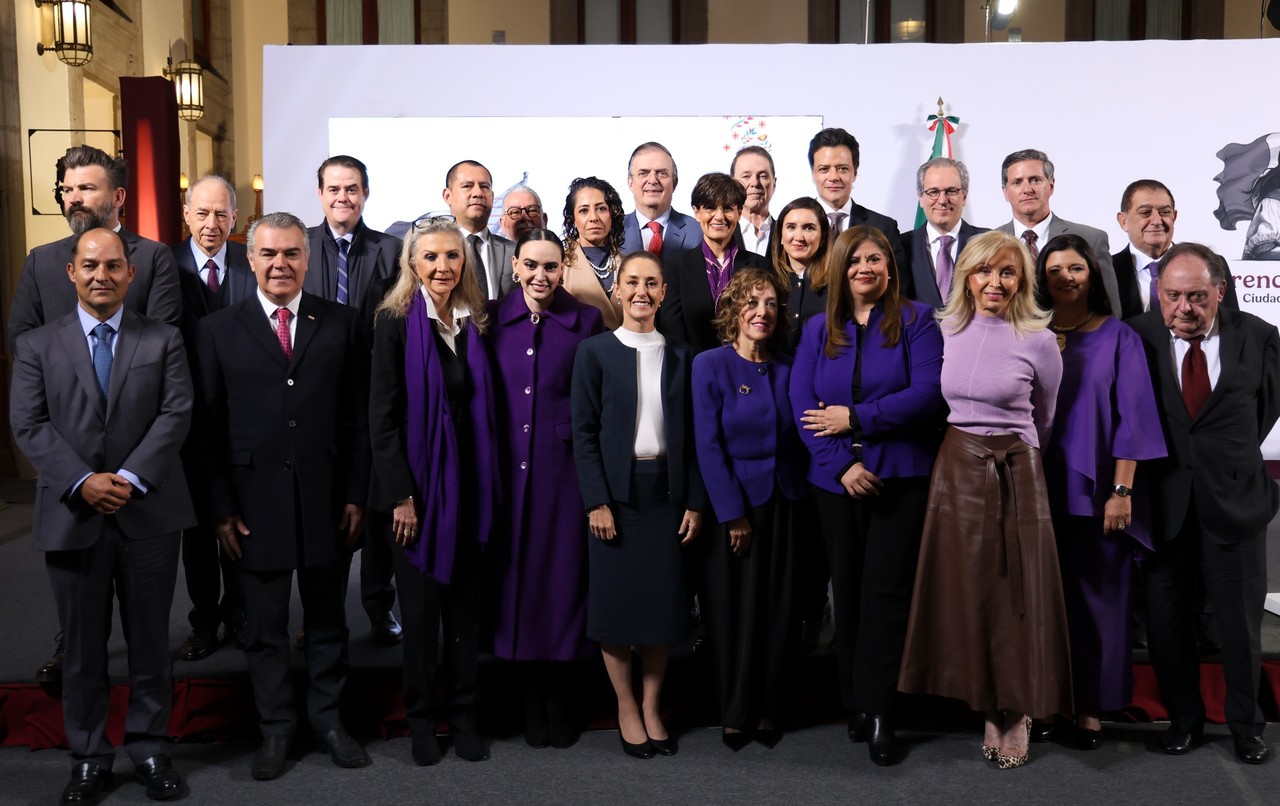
[622,209,705,257]
[788,302,945,493]
[899,220,989,309]
[692,346,807,523]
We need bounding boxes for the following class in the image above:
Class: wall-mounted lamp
[179,173,190,239]
[895,18,925,41]
[249,174,264,228]
[35,0,93,67]
[163,51,204,122]
[984,0,1019,42]
[179,172,190,191]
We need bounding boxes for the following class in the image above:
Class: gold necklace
[1051,311,1093,352]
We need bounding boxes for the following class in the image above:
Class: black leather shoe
[38,633,66,684]
[225,620,248,651]
[452,728,489,761]
[722,729,751,752]
[371,611,403,646]
[1030,719,1055,743]
[315,727,371,768]
[61,761,112,805]
[868,715,896,766]
[649,735,678,756]
[1161,724,1201,755]
[619,733,654,759]
[1233,734,1269,764]
[133,755,185,800]
[411,732,441,766]
[848,712,868,743]
[178,630,219,662]
[251,735,293,780]
[1075,726,1103,751]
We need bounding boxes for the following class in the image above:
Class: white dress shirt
[635,209,673,252]
[1170,316,1222,391]
[1131,242,1165,312]
[257,288,301,346]
[420,287,470,354]
[739,215,773,255]
[926,221,963,267]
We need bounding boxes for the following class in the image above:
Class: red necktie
[646,221,663,256]
[275,307,292,361]
[1181,336,1210,418]
[205,259,220,293]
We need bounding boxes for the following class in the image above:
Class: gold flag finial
[936,97,946,117]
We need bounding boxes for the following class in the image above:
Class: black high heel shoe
[867,715,896,766]
[722,729,752,752]
[619,733,655,759]
[648,735,678,756]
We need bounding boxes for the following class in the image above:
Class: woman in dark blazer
[788,225,945,766]
[658,172,768,354]
[770,196,833,352]
[692,268,808,750]
[368,216,499,766]
[571,250,704,760]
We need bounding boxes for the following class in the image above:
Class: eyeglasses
[412,212,457,229]
[921,187,964,200]
[504,205,542,220]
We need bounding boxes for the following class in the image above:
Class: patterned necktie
[1021,229,1039,261]
[91,322,114,400]
[935,234,955,299]
[829,211,847,236]
[275,307,292,361]
[336,238,350,305]
[646,221,664,256]
[469,234,490,298]
[205,259,220,294]
[1146,261,1160,311]
[1181,336,1210,419]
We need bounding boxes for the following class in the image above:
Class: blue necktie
[92,322,114,400]
[336,238,350,305]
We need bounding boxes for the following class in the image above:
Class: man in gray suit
[443,159,515,301]
[10,227,195,804]
[7,143,181,685]
[996,148,1121,314]
[620,142,705,259]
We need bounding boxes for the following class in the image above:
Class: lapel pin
[738,384,751,395]
[307,315,316,320]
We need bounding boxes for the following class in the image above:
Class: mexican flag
[914,104,960,229]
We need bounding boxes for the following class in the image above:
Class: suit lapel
[290,294,321,367]
[58,315,105,420]
[1201,311,1243,420]
[237,298,290,368]
[1140,315,1191,427]
[106,312,142,417]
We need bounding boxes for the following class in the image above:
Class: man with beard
[7,144,181,685]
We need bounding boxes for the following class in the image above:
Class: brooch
[530,312,541,325]
[738,384,751,395]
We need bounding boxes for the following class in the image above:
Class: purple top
[1044,317,1168,549]
[941,314,1062,449]
[701,241,738,314]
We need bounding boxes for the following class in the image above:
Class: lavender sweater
[941,313,1063,449]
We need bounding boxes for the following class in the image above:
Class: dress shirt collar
[419,287,469,338]
[77,304,125,343]
[189,238,228,272]
[1131,241,1168,274]
[818,197,854,219]
[1015,212,1053,245]
[257,288,301,321]
[926,221,962,245]
[635,208,672,231]
[1168,315,1219,345]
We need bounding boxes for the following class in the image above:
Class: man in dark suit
[899,157,988,308]
[172,175,255,662]
[306,155,402,646]
[1113,179,1240,320]
[443,159,516,301]
[996,148,1121,314]
[621,142,705,258]
[197,212,372,780]
[731,146,776,255]
[7,144,181,684]
[807,127,905,271]
[10,227,195,804]
[1130,242,1280,765]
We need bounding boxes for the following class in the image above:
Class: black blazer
[196,292,371,571]
[782,269,828,353]
[1113,247,1241,321]
[571,332,705,513]
[849,200,907,277]
[1130,307,1280,544]
[305,218,402,315]
[899,220,989,308]
[657,246,768,354]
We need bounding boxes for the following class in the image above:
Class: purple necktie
[1146,261,1160,311]
[935,235,955,299]
[205,259,220,294]
[1021,229,1039,261]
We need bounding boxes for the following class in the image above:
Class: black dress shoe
[411,732,441,766]
[371,611,403,645]
[722,729,752,752]
[38,633,66,684]
[61,761,112,805]
[1075,726,1103,751]
[452,728,489,761]
[315,727,372,768]
[648,735,678,756]
[848,712,868,743]
[754,727,782,749]
[178,630,219,662]
[619,733,655,759]
[225,620,248,651]
[1233,734,1269,764]
[1161,724,1201,755]
[1030,719,1055,743]
[546,693,578,749]
[251,734,293,780]
[867,715,896,766]
[133,755,185,801]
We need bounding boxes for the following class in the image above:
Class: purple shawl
[403,294,499,584]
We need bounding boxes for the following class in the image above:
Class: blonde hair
[377,219,489,333]
[936,230,1050,337]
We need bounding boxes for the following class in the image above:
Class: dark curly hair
[562,176,626,270]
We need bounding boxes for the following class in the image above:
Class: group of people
[8,128,1278,804]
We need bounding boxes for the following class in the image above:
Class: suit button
[526,347,534,356]
[288,420,297,427]
[522,424,530,433]
[524,386,532,395]
[519,461,527,470]
[284,461,293,470]
[287,379,294,386]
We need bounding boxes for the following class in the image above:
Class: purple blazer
[692,346,808,523]
[788,301,945,493]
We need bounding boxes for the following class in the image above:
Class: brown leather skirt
[897,427,1073,718]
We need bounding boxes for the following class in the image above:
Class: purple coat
[484,288,606,661]
[789,301,945,493]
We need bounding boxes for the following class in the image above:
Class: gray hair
[247,211,309,258]
[504,185,542,208]
[1159,242,1229,286]
[916,157,970,195]
[1001,149,1055,187]
[186,174,238,210]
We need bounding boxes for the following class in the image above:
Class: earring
[512,272,520,284]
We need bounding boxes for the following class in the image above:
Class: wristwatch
[1112,484,1132,497]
